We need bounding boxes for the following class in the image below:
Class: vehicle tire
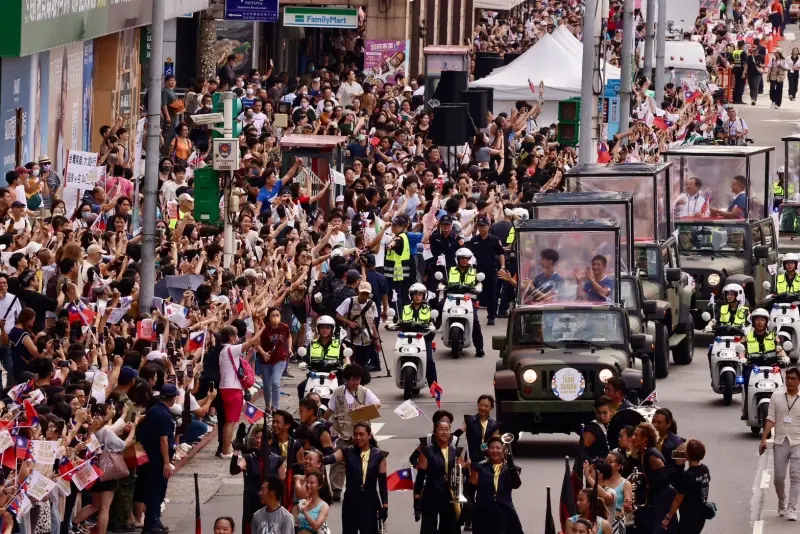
[641,355,655,396]
[450,327,463,359]
[751,426,761,435]
[655,324,670,379]
[722,372,734,406]
[759,402,769,428]
[402,367,415,400]
[673,316,695,365]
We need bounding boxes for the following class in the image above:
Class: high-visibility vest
[309,338,341,364]
[775,183,785,198]
[776,273,800,294]
[732,49,745,67]
[401,304,432,326]
[384,233,411,282]
[719,304,749,326]
[506,227,515,246]
[448,266,477,286]
[746,331,776,354]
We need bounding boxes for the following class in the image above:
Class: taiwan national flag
[59,457,75,482]
[68,302,96,326]
[14,436,30,460]
[187,330,206,353]
[429,382,443,408]
[243,402,265,425]
[387,468,414,491]
[23,399,38,427]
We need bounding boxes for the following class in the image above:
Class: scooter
[700,316,746,406]
[769,292,800,362]
[434,271,485,359]
[384,308,439,400]
[744,350,791,435]
[296,345,353,411]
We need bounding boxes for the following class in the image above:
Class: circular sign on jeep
[551,368,585,401]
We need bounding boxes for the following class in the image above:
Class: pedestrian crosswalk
[371,422,394,442]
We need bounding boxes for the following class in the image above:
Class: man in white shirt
[722,107,748,144]
[161,165,187,204]
[674,177,708,218]
[336,70,364,108]
[316,87,339,115]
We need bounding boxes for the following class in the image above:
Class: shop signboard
[225,0,279,22]
[283,7,358,29]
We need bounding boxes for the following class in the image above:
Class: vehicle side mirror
[297,347,307,357]
[430,310,439,320]
[665,268,681,283]
[477,273,486,282]
[754,245,769,259]
[492,335,507,351]
[386,309,396,319]
[631,333,649,351]
[642,300,658,315]
[343,347,353,358]
[701,311,711,322]
[434,271,444,281]
[763,281,772,291]
[784,341,794,352]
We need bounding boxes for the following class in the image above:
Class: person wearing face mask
[292,95,317,124]
[38,155,60,212]
[241,85,256,108]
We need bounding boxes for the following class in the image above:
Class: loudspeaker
[503,53,521,66]
[430,104,472,146]
[461,89,489,129]
[474,52,501,80]
[482,87,494,113]
[432,70,469,104]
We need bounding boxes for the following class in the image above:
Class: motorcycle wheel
[450,327,463,359]
[402,366,415,400]
[722,372,734,406]
[655,324,670,379]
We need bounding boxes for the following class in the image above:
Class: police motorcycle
[763,254,800,362]
[740,309,794,435]
[297,316,354,411]
[701,284,749,405]
[384,284,440,400]
[433,248,485,359]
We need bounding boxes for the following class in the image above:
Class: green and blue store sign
[283,7,358,29]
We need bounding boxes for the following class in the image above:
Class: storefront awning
[473,0,526,12]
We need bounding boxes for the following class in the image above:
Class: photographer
[336,281,381,383]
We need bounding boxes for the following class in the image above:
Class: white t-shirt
[329,231,346,249]
[161,180,184,204]
[328,387,380,413]
[0,293,21,333]
[220,343,245,390]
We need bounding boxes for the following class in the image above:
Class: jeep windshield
[675,222,748,256]
[513,309,626,346]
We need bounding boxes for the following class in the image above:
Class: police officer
[705,283,750,332]
[446,248,485,357]
[385,215,413,310]
[493,208,527,318]
[774,166,790,209]
[467,216,505,326]
[738,308,790,421]
[777,254,800,295]
[297,315,351,399]
[401,283,438,386]
[731,40,748,104]
[426,215,463,294]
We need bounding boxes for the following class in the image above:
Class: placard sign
[65,150,101,191]
[551,368,585,401]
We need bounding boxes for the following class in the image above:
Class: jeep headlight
[598,369,614,383]
[522,369,538,384]
[707,273,721,287]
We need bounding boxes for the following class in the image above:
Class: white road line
[761,470,772,489]
[371,422,395,442]
[753,520,764,534]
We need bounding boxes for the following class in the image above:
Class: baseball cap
[468,165,481,177]
[87,244,104,255]
[160,384,179,399]
[146,350,167,361]
[14,166,29,175]
[346,269,362,283]
[335,195,345,203]
[178,193,194,203]
[119,366,139,386]
[439,215,454,225]
[358,282,372,293]
[476,216,491,226]
[10,201,25,208]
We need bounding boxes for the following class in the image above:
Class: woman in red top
[258,307,293,413]
[771,0,784,37]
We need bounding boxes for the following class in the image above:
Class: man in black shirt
[731,40,748,104]
[746,43,765,105]
[467,217,505,325]
[14,270,58,333]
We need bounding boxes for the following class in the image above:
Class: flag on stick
[429,382,443,408]
[243,402,266,425]
[387,468,414,491]
[194,473,202,534]
[559,456,577,532]
[544,486,557,534]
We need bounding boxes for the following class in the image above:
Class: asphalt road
[168,32,800,534]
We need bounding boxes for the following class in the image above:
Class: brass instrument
[501,432,516,461]
[449,448,469,520]
[625,467,648,526]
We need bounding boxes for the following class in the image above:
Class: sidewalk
[744,31,800,113]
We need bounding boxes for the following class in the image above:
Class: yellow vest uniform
[776,273,800,295]
[384,233,411,282]
[448,266,477,286]
[402,304,432,326]
[309,338,341,364]
[719,304,749,326]
[745,331,777,355]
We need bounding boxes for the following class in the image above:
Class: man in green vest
[739,308,789,421]
[296,315,351,399]
[445,248,485,357]
[731,40,748,104]
[776,254,800,295]
[400,283,438,386]
[385,215,413,310]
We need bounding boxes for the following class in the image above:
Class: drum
[607,406,658,449]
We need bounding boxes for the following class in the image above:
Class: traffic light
[192,167,221,225]
[557,97,581,147]
[212,92,243,140]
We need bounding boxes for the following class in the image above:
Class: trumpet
[501,432,516,458]
[625,467,647,526]
[449,460,468,520]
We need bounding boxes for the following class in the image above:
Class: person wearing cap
[134,382,180,534]
[7,199,31,233]
[38,154,61,208]
[385,215,413,309]
[336,280,381,378]
[466,216,505,326]
[169,193,194,230]
[425,215,463,287]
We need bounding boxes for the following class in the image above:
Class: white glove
[704,323,714,333]
[739,357,748,365]
[781,356,791,365]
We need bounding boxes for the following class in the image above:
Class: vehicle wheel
[655,324,670,379]
[722,372,734,406]
[751,426,762,435]
[641,355,655,396]
[402,367,415,400]
[673,316,695,365]
[450,327,463,359]
[759,402,769,428]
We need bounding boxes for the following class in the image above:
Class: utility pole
[643,0,655,77]
[221,92,236,269]
[579,0,599,164]
[139,0,165,315]
[654,0,667,103]
[618,0,634,140]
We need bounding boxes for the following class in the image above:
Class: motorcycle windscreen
[564,175,664,242]
[787,141,800,203]
[516,229,617,305]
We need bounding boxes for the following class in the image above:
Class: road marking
[761,470,772,489]
[762,119,800,123]
[371,422,395,442]
[753,519,764,534]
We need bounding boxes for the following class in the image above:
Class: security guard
[426,215,463,294]
[446,248,485,357]
[705,283,750,331]
[467,216,505,326]
[296,315,351,399]
[738,309,789,421]
[776,254,800,295]
[385,215,413,310]
[401,283,438,386]
[731,40,748,104]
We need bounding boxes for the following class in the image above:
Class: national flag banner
[14,436,30,460]
[642,390,658,405]
[393,400,422,420]
[187,330,206,353]
[137,318,157,341]
[28,389,45,406]
[8,379,33,403]
[86,464,104,490]
[559,456,577,532]
[429,381,443,408]
[387,468,414,491]
[165,302,190,328]
[243,402,266,425]
[23,399,39,426]
[528,78,537,96]
[72,461,99,491]
[58,457,75,481]
[1,449,15,470]
[67,302,95,326]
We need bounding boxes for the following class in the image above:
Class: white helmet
[783,253,799,266]
[779,165,786,173]
[456,248,474,261]
[749,308,770,322]
[409,283,427,297]
[722,283,745,305]
[505,207,529,221]
[316,316,336,328]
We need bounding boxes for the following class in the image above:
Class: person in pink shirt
[103,165,134,200]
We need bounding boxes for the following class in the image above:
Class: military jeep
[494,219,654,436]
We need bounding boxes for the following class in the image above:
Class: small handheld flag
[187,330,206,353]
[243,402,266,425]
[194,473,202,534]
[429,382,443,408]
[387,468,414,491]
[641,390,658,405]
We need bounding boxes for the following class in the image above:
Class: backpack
[227,346,256,389]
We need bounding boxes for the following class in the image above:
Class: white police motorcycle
[702,284,748,405]
[296,316,353,411]
[764,271,800,363]
[434,250,485,359]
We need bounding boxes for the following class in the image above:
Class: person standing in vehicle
[731,40,748,104]
[467,216,505,326]
[574,255,614,302]
[401,283,438,386]
[446,248,485,357]
[760,367,800,520]
[710,175,748,219]
[739,308,790,422]
[777,254,800,295]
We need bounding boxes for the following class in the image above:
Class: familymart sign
[283,7,358,29]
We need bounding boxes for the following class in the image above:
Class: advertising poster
[33,53,51,165]
[363,40,409,85]
[216,21,254,77]
[82,42,94,153]
[0,56,32,170]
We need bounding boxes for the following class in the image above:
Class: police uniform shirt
[429,230,462,268]
[467,233,505,270]
[489,221,513,246]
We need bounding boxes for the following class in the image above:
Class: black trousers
[771,80,785,107]
[733,68,746,102]
[749,74,763,102]
[420,501,460,534]
[137,463,169,530]
[789,71,799,98]
[477,268,499,320]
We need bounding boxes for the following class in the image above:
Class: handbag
[97,450,130,481]
[703,501,718,520]
[123,442,149,470]
[228,347,256,389]
[168,98,185,114]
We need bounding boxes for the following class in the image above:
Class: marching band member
[467,435,523,534]
[631,423,673,534]
[414,418,464,534]
[653,408,686,481]
[410,410,457,468]
[269,409,305,508]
